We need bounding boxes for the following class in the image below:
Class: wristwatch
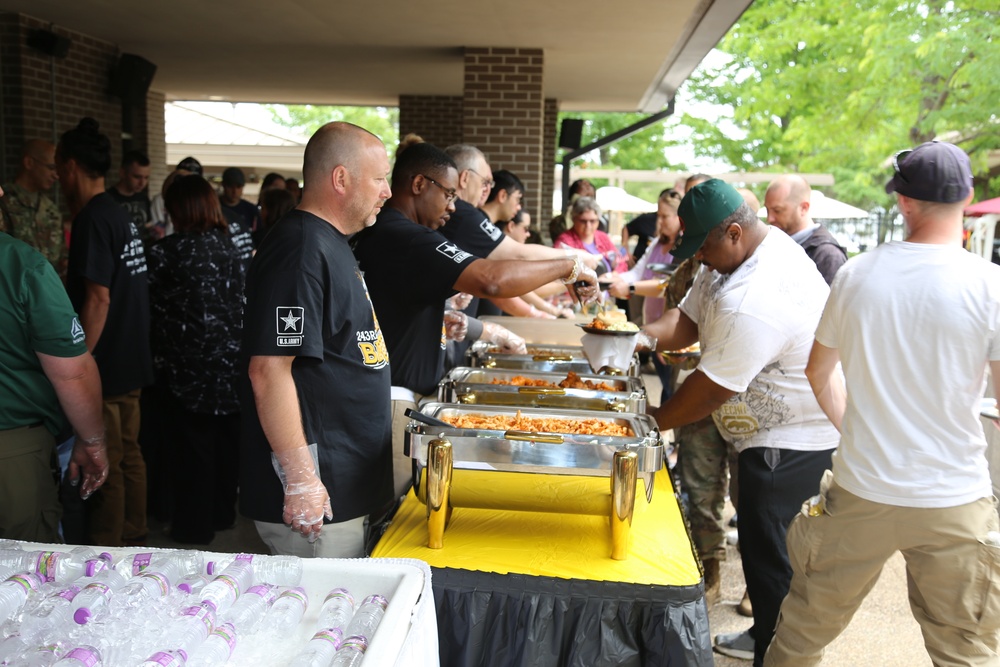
[629,284,636,295]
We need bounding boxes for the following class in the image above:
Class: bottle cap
[178,582,192,594]
[74,607,91,625]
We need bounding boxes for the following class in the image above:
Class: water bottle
[329,635,368,667]
[187,622,236,666]
[208,554,302,587]
[137,649,186,666]
[0,572,43,619]
[22,642,65,667]
[115,551,204,579]
[287,628,343,667]
[50,645,102,666]
[0,634,29,665]
[262,587,309,632]
[72,560,129,625]
[316,588,355,635]
[199,561,252,615]
[222,584,276,634]
[343,594,388,640]
[158,603,215,657]
[176,574,212,596]
[19,585,82,641]
[115,556,193,608]
[36,548,99,584]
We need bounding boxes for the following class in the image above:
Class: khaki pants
[0,425,61,541]
[86,390,148,546]
[255,516,367,558]
[765,474,1000,667]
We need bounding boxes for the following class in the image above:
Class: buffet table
[372,467,712,666]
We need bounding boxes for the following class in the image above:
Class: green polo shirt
[0,233,87,437]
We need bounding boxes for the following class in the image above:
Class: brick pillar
[144,90,167,191]
[462,47,545,223]
[541,97,559,239]
[398,95,464,151]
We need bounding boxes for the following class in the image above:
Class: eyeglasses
[29,156,57,170]
[891,150,912,182]
[467,168,495,190]
[420,174,458,203]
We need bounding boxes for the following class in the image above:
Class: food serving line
[371,317,713,666]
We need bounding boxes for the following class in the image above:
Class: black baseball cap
[884,141,972,203]
[222,167,245,187]
[672,179,745,260]
[176,156,203,176]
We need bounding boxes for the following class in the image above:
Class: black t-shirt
[626,212,658,260]
[221,208,255,260]
[352,207,479,396]
[105,188,151,229]
[438,199,504,259]
[67,192,153,395]
[220,197,260,232]
[239,210,393,524]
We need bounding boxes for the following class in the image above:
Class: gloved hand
[481,321,527,354]
[556,306,576,319]
[565,266,601,306]
[444,310,469,341]
[271,444,332,541]
[635,330,658,353]
[447,292,474,311]
[70,433,110,500]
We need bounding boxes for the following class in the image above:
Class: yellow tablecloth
[372,467,701,586]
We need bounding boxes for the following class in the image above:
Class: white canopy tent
[594,186,658,214]
[758,191,869,220]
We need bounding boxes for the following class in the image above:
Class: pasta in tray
[488,371,618,392]
[439,409,631,436]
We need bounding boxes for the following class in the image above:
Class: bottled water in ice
[115,555,195,608]
[207,553,302,586]
[263,586,309,632]
[343,594,388,640]
[187,622,236,666]
[329,635,368,667]
[0,634,29,666]
[137,649,186,666]
[316,588,355,635]
[176,574,211,596]
[199,561,252,615]
[222,584,276,634]
[0,547,97,584]
[22,642,65,667]
[114,551,204,579]
[0,572,43,619]
[287,628,343,667]
[72,559,129,625]
[157,603,216,658]
[20,585,82,641]
[50,645,102,666]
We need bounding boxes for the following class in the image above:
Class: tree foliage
[681,0,1000,206]
[266,105,399,149]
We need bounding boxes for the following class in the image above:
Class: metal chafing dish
[437,367,647,413]
[466,340,640,376]
[405,402,664,559]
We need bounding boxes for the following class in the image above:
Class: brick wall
[144,89,167,192]
[0,12,162,190]
[462,47,545,223]
[541,97,559,236]
[398,95,464,152]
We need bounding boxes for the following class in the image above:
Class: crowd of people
[1,116,997,666]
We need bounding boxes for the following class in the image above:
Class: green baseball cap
[672,179,745,260]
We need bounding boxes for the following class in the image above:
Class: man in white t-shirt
[765,144,1000,666]
[645,179,839,665]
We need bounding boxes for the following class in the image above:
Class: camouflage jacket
[0,182,67,277]
[664,257,702,310]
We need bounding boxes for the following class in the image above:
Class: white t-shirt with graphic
[680,228,839,453]
[816,241,1000,508]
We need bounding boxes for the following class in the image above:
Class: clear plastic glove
[69,435,110,500]
[566,266,601,306]
[635,330,658,353]
[481,322,527,354]
[271,444,332,541]
[444,309,469,341]
[446,292,474,311]
[556,307,576,319]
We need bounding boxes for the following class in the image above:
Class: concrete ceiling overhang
[2,0,751,112]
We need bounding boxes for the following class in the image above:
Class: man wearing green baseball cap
[644,178,839,665]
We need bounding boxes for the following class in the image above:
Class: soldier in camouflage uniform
[0,140,67,279]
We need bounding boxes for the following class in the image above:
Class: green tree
[682,0,1000,207]
[266,105,399,149]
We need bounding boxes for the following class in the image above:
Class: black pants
[161,392,241,545]
[737,446,834,667]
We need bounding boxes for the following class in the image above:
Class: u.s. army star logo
[276,307,304,346]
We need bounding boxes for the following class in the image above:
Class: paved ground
[146,370,936,665]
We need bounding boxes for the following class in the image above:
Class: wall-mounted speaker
[110,53,157,102]
[27,29,70,58]
[558,118,584,151]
